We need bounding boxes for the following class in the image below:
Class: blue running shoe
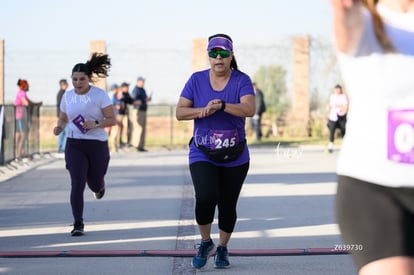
[191,239,215,269]
[214,246,230,268]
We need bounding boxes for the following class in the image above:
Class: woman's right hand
[330,0,355,10]
[330,0,364,53]
[53,126,63,136]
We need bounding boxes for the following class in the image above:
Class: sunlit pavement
[0,146,357,275]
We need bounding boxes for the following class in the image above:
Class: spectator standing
[119,82,134,147]
[250,82,266,141]
[132,76,151,151]
[14,79,42,159]
[57,79,69,153]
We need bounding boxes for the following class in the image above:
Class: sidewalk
[0,146,357,275]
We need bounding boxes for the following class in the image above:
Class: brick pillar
[291,36,310,137]
[89,40,107,91]
[0,39,4,104]
[192,38,208,72]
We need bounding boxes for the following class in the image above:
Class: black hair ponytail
[72,53,111,82]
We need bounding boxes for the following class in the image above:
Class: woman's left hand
[83,120,97,130]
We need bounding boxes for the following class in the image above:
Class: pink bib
[388,109,414,164]
[209,129,239,150]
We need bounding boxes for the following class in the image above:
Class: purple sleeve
[180,74,195,102]
[238,74,255,98]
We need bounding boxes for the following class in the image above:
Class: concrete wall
[192,38,208,72]
[90,40,107,91]
[290,36,310,136]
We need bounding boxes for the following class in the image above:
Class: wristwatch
[95,120,100,128]
[221,101,226,111]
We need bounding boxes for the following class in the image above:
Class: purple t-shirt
[180,69,255,167]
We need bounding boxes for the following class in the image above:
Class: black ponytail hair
[72,53,111,83]
[208,33,240,71]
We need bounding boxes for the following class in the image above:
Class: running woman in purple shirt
[176,33,255,269]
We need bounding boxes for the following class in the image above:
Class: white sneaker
[328,143,333,153]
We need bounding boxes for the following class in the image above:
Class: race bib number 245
[210,129,239,150]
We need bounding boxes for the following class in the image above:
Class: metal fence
[0,104,192,165]
[38,104,193,152]
[0,102,332,166]
[0,105,41,165]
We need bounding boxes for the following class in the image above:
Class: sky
[0,0,334,105]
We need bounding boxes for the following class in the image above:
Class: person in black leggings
[176,33,255,269]
[54,53,115,236]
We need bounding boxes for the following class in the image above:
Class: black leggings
[65,138,110,224]
[189,161,249,233]
[337,175,414,270]
[328,115,347,142]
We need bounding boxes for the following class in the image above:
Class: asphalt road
[0,146,357,275]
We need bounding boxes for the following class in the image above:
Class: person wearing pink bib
[331,0,414,274]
